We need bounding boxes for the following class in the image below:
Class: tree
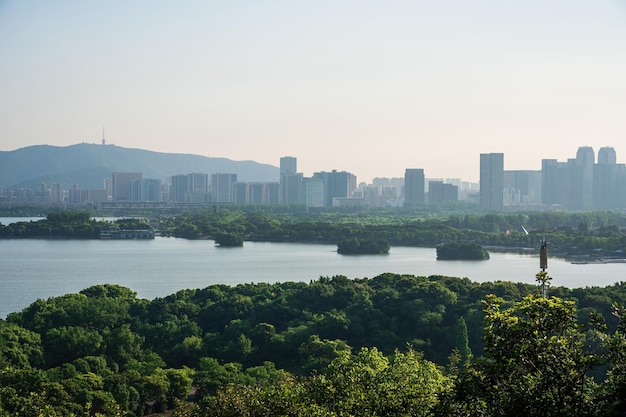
[307,347,448,416]
[450,294,599,417]
[597,302,626,416]
[0,323,44,369]
[214,231,244,247]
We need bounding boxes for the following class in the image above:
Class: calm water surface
[1,218,625,318]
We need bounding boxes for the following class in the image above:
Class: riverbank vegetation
[5,208,626,259]
[0,211,150,239]
[2,276,626,415]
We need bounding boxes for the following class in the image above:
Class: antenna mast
[537,234,550,298]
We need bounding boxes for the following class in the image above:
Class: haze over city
[2,1,626,182]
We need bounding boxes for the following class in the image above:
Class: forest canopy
[3,275,626,416]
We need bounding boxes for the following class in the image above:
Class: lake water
[1,218,625,318]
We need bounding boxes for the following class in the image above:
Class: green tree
[450,294,599,417]
[307,347,448,416]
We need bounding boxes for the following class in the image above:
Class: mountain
[0,143,279,189]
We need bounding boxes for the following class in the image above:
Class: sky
[1,1,626,183]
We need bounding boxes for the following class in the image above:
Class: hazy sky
[2,1,626,183]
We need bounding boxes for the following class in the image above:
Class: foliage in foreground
[3,277,626,415]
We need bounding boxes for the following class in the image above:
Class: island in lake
[437,242,490,260]
[337,238,390,255]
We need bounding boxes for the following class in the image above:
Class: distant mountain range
[0,143,279,189]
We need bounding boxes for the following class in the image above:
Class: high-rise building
[598,147,617,165]
[479,153,504,211]
[266,182,280,205]
[503,170,541,206]
[233,182,249,204]
[542,159,572,209]
[280,156,297,175]
[51,183,64,203]
[211,173,237,203]
[281,173,303,205]
[428,180,458,204]
[141,179,162,202]
[232,182,280,205]
[595,147,618,209]
[279,157,300,204]
[575,146,594,209]
[187,173,209,193]
[167,173,209,203]
[313,170,357,207]
[404,168,425,206]
[169,174,189,203]
[112,172,142,201]
[303,178,325,207]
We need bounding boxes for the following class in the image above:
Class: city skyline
[2,2,626,182]
[5,144,626,210]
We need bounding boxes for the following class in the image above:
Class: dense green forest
[3,274,626,416]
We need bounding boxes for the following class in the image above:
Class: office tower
[280,156,297,175]
[69,188,109,205]
[541,159,570,208]
[479,153,504,211]
[303,177,325,207]
[169,174,188,203]
[112,172,142,201]
[186,173,209,203]
[232,182,249,204]
[188,173,209,193]
[595,147,618,209]
[404,168,425,206]
[281,173,303,205]
[598,147,617,165]
[428,181,458,204]
[50,184,63,203]
[141,179,162,202]
[232,182,280,205]
[211,173,237,203]
[129,178,143,201]
[503,170,542,206]
[575,146,594,209]
[266,182,280,204]
[280,156,300,204]
[104,177,112,199]
[313,170,357,207]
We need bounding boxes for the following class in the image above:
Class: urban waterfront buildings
[111,172,142,201]
[479,153,504,211]
[8,146,626,211]
[404,169,425,206]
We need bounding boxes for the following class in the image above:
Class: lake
[2,217,625,318]
[1,233,625,318]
